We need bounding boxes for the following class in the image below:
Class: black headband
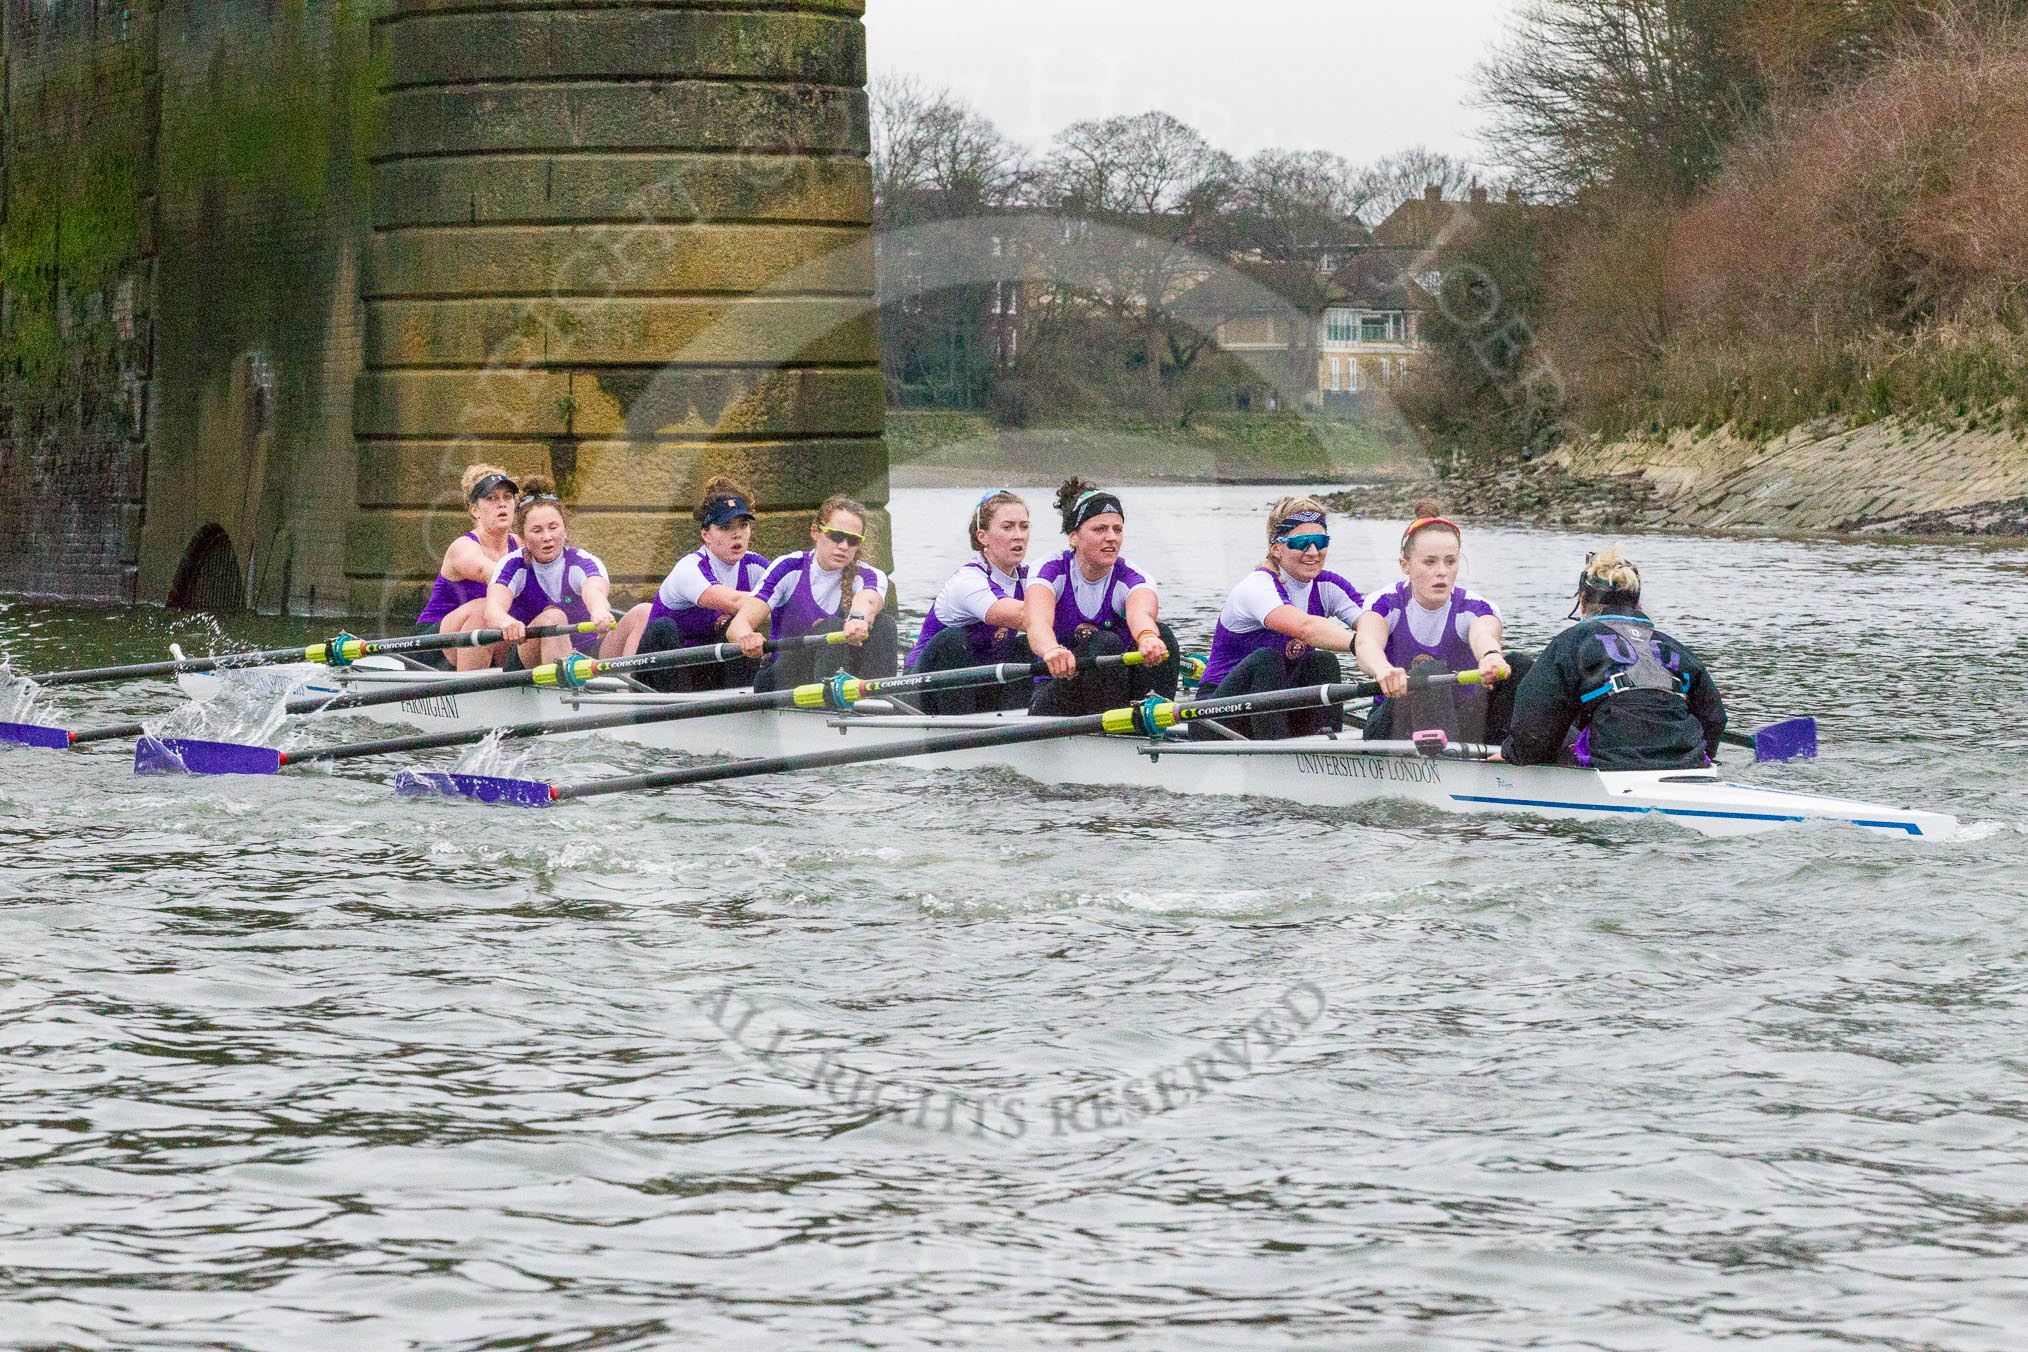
[468,472,517,504]
[1274,510,1325,538]
[1064,489,1124,533]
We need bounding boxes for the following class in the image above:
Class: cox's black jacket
[1500,611,1726,771]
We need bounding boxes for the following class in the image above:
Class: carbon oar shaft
[22,622,600,687]
[54,633,845,749]
[549,672,1469,803]
[290,653,1141,767]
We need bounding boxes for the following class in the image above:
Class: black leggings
[635,616,759,693]
[907,624,1035,715]
[1028,623,1180,717]
[1191,646,1344,740]
[752,612,900,692]
[1361,653,1532,745]
[410,622,454,672]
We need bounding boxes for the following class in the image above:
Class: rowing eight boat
[173,659,1959,840]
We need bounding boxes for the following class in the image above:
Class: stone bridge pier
[0,0,882,617]
[349,0,884,620]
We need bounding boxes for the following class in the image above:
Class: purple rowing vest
[648,547,772,645]
[416,531,518,625]
[1370,581,1496,705]
[1036,550,1147,649]
[906,558,1027,668]
[495,546,605,655]
[765,552,881,642]
[1202,567,1361,689]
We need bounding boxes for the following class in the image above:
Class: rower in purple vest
[473,476,622,669]
[728,495,898,691]
[415,463,521,671]
[1353,500,1523,744]
[1025,478,1177,717]
[1197,495,1365,739]
[904,489,1034,715]
[618,476,772,693]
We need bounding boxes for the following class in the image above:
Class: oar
[14,622,607,688]
[8,632,847,751]
[1337,697,1813,764]
[396,670,1482,807]
[1722,719,1816,763]
[137,652,1149,777]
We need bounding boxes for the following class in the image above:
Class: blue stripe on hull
[1447,794,1924,836]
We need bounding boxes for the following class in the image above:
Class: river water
[2,484,2025,1350]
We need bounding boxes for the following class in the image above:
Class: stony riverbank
[1331,416,2028,539]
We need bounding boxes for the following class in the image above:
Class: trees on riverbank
[1419,1,2028,461]
[870,77,1476,427]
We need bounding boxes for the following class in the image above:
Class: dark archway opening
[166,524,246,612]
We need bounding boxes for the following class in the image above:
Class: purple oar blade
[1752,717,1818,763]
[0,721,73,750]
[393,769,556,808]
[134,737,283,776]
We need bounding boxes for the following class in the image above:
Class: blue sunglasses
[1278,532,1330,552]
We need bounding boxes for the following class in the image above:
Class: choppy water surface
[3,486,2026,1350]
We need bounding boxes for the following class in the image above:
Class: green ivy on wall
[0,40,147,432]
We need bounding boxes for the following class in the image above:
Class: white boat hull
[186,663,1961,840]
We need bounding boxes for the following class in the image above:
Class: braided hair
[815,494,868,617]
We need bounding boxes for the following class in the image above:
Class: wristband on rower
[1133,628,1160,644]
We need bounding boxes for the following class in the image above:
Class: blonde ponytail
[1583,545,1641,596]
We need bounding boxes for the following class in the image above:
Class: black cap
[468,472,518,504]
[700,493,756,529]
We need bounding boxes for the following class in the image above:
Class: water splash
[142,662,323,746]
[450,728,535,778]
[0,665,45,726]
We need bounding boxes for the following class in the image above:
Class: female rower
[1026,478,1177,717]
[622,477,772,692]
[1500,546,1726,770]
[1197,496,1364,739]
[904,489,1033,715]
[414,464,520,670]
[1353,502,1518,745]
[730,495,898,690]
[469,476,623,669]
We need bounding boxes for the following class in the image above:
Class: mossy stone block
[386,10,864,89]
[384,0,865,17]
[373,154,872,229]
[355,438,888,512]
[377,83,869,160]
[365,298,877,369]
[363,225,873,301]
[355,368,884,439]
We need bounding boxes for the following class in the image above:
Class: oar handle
[339,622,600,662]
[523,631,840,689]
[785,651,1143,709]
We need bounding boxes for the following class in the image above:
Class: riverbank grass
[886,411,1421,486]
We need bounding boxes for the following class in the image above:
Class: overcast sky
[863,0,1529,169]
